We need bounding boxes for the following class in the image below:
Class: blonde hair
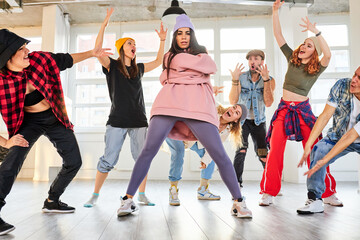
[217,104,243,149]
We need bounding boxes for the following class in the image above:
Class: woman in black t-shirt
[84,8,167,208]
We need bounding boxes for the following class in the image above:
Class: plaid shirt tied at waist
[266,98,317,149]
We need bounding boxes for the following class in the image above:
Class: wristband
[263,79,270,82]
[315,31,321,37]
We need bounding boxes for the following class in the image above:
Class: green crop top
[280,43,327,97]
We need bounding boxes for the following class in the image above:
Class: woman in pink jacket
[117,14,252,218]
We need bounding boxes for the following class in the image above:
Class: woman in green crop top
[259,0,341,207]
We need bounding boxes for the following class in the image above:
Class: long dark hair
[163,28,207,78]
[117,46,138,79]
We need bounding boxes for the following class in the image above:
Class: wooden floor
[1,179,359,240]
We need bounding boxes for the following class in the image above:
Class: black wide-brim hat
[0,29,30,69]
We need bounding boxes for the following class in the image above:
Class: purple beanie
[173,14,194,32]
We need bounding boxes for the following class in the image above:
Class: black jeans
[0,109,82,211]
[233,119,267,186]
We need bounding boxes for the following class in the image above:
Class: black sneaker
[42,199,75,213]
[0,217,15,235]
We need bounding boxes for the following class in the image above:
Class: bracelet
[160,39,166,41]
[315,31,321,37]
[232,83,239,86]
[232,79,239,82]
[263,79,270,82]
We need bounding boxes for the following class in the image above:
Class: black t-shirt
[102,58,147,128]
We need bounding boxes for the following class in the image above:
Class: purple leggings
[126,115,242,199]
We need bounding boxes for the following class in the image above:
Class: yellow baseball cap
[115,37,135,54]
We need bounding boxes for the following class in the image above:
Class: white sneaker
[297,199,324,214]
[259,193,273,206]
[323,194,343,207]
[169,185,180,206]
[197,185,221,200]
[117,198,138,217]
[231,199,252,218]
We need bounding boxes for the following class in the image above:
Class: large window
[74,33,116,127]
[220,27,266,103]
[69,20,272,128]
[308,24,350,115]
[308,22,350,132]
[73,29,166,127]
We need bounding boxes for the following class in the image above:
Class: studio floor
[1,179,359,240]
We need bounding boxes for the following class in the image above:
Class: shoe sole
[324,203,343,207]
[83,204,94,208]
[0,226,15,236]
[42,209,75,213]
[117,206,138,217]
[117,211,132,217]
[169,202,180,206]
[297,210,324,214]
[197,197,221,200]
[259,202,272,206]
[237,214,253,218]
[138,202,156,206]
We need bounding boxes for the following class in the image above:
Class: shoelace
[305,199,315,205]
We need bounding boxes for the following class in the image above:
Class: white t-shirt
[346,95,360,143]
[246,82,256,120]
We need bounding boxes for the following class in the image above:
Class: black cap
[0,29,30,69]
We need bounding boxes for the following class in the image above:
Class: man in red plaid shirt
[0,29,111,236]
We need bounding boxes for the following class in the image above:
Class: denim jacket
[327,78,360,141]
[238,71,272,125]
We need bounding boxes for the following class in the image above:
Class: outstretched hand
[273,0,284,11]
[155,22,168,41]
[299,16,319,34]
[103,8,114,27]
[304,159,326,178]
[298,146,311,168]
[229,63,245,81]
[255,64,270,80]
[92,46,113,58]
[213,86,224,96]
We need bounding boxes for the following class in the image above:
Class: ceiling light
[161,0,187,27]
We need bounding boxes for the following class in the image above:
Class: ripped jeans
[233,120,267,186]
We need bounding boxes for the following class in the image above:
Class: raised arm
[144,22,167,73]
[298,104,336,167]
[299,16,331,67]
[304,128,358,178]
[256,64,275,107]
[93,8,114,71]
[70,46,112,65]
[272,0,286,47]
[229,63,245,105]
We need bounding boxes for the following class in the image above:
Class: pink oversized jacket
[150,52,219,141]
